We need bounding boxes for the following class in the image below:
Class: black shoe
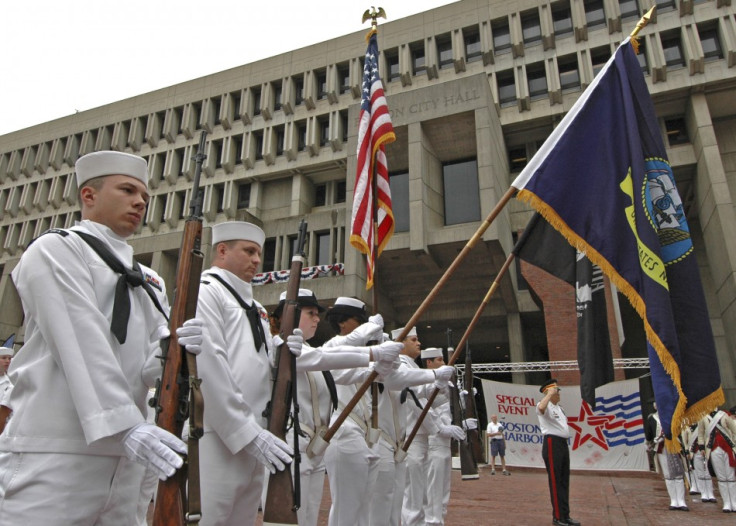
[565,518,581,526]
[709,498,718,503]
[669,506,679,511]
[552,520,568,526]
[678,506,689,512]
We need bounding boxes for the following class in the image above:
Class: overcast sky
[1,0,457,136]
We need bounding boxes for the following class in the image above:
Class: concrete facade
[1,0,736,402]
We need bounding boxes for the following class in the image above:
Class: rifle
[263,219,308,525]
[152,131,207,526]
[463,343,484,463]
[447,328,479,480]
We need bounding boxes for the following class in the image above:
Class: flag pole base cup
[394,449,407,463]
[308,433,329,457]
[367,428,381,447]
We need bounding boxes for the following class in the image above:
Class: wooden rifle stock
[152,131,207,526]
[263,219,307,525]
[463,344,484,463]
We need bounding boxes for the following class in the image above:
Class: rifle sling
[203,274,268,352]
[185,350,204,524]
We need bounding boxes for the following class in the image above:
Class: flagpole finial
[630,6,655,39]
[362,6,387,31]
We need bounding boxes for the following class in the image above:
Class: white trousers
[693,453,715,500]
[369,440,405,526]
[426,437,451,525]
[199,432,265,526]
[0,452,144,526]
[402,435,429,526]
[324,428,379,526]
[710,447,736,511]
[296,451,326,526]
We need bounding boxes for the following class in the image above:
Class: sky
[1,0,458,136]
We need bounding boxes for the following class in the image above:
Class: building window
[497,70,516,107]
[338,62,351,93]
[661,33,685,69]
[636,39,649,74]
[262,238,276,272]
[591,46,611,76]
[232,134,243,165]
[665,118,689,146]
[254,131,264,160]
[655,0,676,13]
[584,0,606,30]
[492,17,511,54]
[385,49,400,82]
[214,185,224,213]
[443,160,480,226]
[273,82,282,111]
[315,184,327,206]
[389,171,410,232]
[336,181,346,203]
[527,62,548,100]
[464,26,482,63]
[341,111,349,143]
[276,126,285,156]
[297,121,307,151]
[437,34,453,69]
[316,231,331,265]
[252,87,261,116]
[619,0,639,20]
[521,10,542,46]
[316,70,328,100]
[411,42,426,76]
[558,55,580,91]
[319,116,329,146]
[508,146,529,172]
[552,2,573,37]
[237,183,250,209]
[699,26,723,62]
[295,77,304,106]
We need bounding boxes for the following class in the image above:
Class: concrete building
[1,0,735,403]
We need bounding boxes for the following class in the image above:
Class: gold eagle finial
[362,6,387,30]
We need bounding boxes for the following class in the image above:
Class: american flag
[350,29,396,289]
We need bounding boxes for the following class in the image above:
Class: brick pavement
[247,463,735,525]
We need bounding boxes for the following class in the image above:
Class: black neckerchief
[204,273,267,353]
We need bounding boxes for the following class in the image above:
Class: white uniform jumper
[0,221,169,525]
[426,396,452,525]
[195,267,273,526]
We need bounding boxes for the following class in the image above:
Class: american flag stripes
[350,29,396,289]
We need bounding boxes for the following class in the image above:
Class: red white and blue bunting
[252,263,345,286]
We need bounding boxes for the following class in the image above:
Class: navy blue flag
[511,37,723,445]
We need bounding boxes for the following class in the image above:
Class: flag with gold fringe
[351,29,396,289]
[511,37,723,447]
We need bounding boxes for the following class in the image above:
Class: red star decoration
[567,400,614,451]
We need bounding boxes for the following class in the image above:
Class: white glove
[286,328,303,357]
[176,318,208,355]
[368,314,384,329]
[438,424,466,442]
[462,418,478,431]
[433,365,454,390]
[121,423,187,480]
[371,341,403,364]
[460,387,478,398]
[244,430,294,474]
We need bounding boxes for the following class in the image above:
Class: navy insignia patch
[144,273,163,291]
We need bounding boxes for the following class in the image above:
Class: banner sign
[480,378,648,471]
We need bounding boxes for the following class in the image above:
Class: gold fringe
[516,189,723,445]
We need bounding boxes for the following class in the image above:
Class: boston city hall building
[1,0,736,405]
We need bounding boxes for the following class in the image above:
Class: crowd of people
[0,150,473,526]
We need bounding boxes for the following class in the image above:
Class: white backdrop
[480,378,648,471]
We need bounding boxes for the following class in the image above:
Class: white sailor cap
[420,347,443,359]
[391,326,417,341]
[212,221,265,247]
[272,288,325,318]
[0,347,13,357]
[326,297,368,321]
[75,151,149,187]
